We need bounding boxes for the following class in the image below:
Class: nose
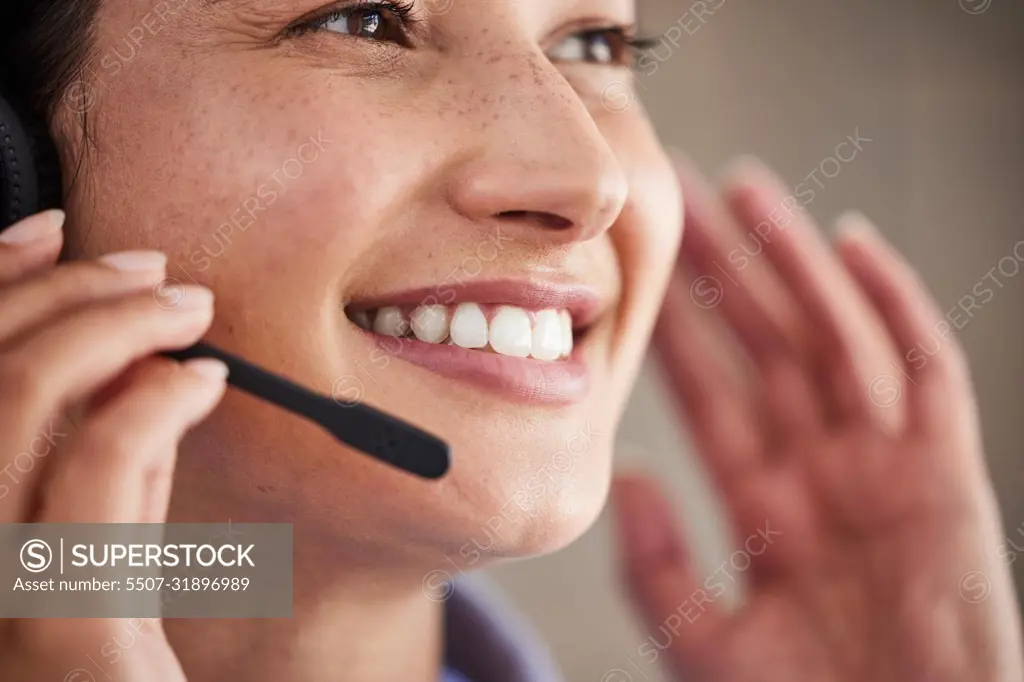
[445,53,629,245]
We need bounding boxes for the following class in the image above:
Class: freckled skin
[54,0,681,675]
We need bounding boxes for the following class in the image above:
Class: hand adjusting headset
[0,85,450,480]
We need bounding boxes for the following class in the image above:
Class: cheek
[601,108,684,273]
[68,71,429,312]
[620,153,683,304]
[595,108,683,405]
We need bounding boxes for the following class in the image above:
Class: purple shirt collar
[442,576,564,682]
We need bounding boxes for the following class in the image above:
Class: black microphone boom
[164,343,451,480]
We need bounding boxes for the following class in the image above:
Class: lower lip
[356,332,591,405]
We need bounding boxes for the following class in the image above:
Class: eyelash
[287,1,659,68]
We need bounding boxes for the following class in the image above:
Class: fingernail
[174,285,215,310]
[98,250,168,272]
[0,210,65,244]
[835,210,879,240]
[664,145,691,169]
[183,358,229,382]
[716,154,770,185]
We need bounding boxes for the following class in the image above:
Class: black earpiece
[0,91,450,480]
[0,93,62,230]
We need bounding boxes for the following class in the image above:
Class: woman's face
[60,0,682,567]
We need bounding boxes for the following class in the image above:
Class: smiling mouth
[342,280,606,404]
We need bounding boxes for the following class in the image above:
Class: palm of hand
[611,159,1021,682]
[693,426,992,682]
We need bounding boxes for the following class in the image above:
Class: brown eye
[549,30,627,65]
[322,9,403,41]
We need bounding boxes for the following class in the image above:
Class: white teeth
[373,306,409,338]
[489,306,533,358]
[560,310,574,358]
[352,310,373,331]
[357,302,579,359]
[450,303,489,349]
[531,309,563,361]
[410,305,450,344]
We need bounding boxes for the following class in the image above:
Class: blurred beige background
[486,1,1024,680]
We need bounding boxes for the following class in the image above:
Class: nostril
[497,210,573,231]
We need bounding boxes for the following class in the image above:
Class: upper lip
[347,278,611,330]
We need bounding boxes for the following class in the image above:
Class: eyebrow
[199,0,322,12]
[200,0,267,8]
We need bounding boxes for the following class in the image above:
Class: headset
[0,40,449,479]
[0,94,61,228]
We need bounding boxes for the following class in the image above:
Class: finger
[38,357,228,523]
[0,210,65,281]
[721,158,904,429]
[610,475,728,678]
[835,212,973,438]
[674,158,824,439]
[675,156,801,364]
[0,287,214,520]
[653,269,763,488]
[0,251,167,343]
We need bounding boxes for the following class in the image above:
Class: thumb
[610,474,728,674]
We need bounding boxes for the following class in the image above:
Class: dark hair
[2,1,100,122]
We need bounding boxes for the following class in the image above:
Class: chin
[441,429,616,568]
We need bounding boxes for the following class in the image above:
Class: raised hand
[611,158,1023,682]
[0,211,226,681]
